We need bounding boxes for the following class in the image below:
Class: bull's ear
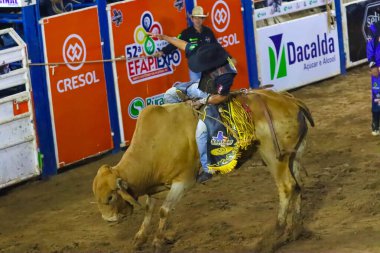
[116,178,141,208]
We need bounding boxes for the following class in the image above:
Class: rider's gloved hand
[192,100,203,110]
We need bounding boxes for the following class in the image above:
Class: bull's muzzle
[102,213,125,222]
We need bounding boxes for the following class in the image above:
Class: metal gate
[0,28,40,189]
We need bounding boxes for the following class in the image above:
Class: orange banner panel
[42,7,113,167]
[109,0,189,143]
[197,0,250,89]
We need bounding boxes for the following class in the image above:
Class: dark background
[347,0,380,63]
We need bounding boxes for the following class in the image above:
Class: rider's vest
[198,57,237,94]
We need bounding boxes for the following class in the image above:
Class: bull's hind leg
[271,157,298,232]
[133,196,156,249]
[253,152,300,253]
[285,139,307,240]
[258,151,301,249]
[152,182,186,252]
[270,155,303,246]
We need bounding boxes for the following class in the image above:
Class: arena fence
[0,28,40,189]
[0,0,376,186]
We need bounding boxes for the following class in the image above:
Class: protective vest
[198,57,237,94]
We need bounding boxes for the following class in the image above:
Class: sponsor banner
[257,13,340,91]
[109,0,189,143]
[345,0,380,66]
[197,0,250,89]
[41,7,113,167]
[0,0,35,8]
[255,0,332,21]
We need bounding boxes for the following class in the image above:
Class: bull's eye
[107,195,114,204]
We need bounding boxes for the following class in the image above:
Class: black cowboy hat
[188,43,228,73]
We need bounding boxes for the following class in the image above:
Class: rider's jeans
[196,120,209,173]
[163,82,210,173]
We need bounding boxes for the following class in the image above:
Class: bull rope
[27,56,158,75]
[27,55,174,75]
[27,55,152,67]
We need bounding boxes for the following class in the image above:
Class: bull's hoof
[164,230,178,244]
[152,237,164,253]
[284,223,303,242]
[253,222,287,253]
[254,236,276,253]
[133,233,147,250]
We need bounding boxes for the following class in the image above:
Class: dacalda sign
[257,13,340,91]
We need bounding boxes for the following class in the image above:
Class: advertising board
[257,13,340,91]
[108,0,189,143]
[345,0,380,66]
[42,7,113,167]
[197,0,250,89]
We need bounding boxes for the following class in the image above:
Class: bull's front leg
[152,182,185,252]
[133,196,156,249]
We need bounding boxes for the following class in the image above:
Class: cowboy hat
[191,6,209,18]
[188,43,228,73]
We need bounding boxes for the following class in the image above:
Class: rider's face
[191,16,205,30]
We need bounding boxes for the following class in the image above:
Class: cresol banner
[345,0,380,66]
[42,7,113,167]
[257,13,340,91]
[197,0,250,89]
[108,0,189,144]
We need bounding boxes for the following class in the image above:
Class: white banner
[254,0,332,21]
[256,13,341,91]
[0,0,36,8]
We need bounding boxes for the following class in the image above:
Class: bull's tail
[295,99,314,127]
[288,99,313,192]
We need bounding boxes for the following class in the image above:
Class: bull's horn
[116,178,128,191]
[117,190,141,208]
[116,178,141,207]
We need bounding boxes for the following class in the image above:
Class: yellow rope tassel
[220,98,256,150]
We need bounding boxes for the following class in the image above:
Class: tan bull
[92,89,314,252]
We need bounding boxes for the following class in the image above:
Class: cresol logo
[211,0,230,33]
[57,34,100,93]
[268,33,335,80]
[63,34,86,71]
[211,0,240,48]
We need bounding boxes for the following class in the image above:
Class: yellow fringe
[208,159,237,174]
[220,98,256,150]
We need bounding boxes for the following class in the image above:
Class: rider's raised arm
[148,33,188,51]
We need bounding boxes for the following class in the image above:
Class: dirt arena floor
[1,65,380,253]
